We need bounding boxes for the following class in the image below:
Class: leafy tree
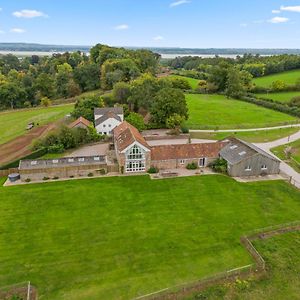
[289,96,300,107]
[166,113,185,129]
[0,82,26,109]
[125,112,145,131]
[34,73,55,98]
[271,80,287,91]
[73,63,100,91]
[112,82,131,104]
[72,95,104,121]
[167,77,191,90]
[151,88,188,126]
[226,67,245,98]
[41,97,52,107]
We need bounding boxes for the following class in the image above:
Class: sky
[0,0,300,48]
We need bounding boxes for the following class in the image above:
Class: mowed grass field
[0,104,73,145]
[255,91,300,103]
[190,127,300,143]
[253,69,300,88]
[186,94,297,129]
[188,231,300,300]
[170,75,200,89]
[0,175,300,299]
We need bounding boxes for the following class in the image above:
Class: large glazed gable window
[125,144,146,172]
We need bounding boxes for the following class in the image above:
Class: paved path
[190,123,300,133]
[255,129,300,189]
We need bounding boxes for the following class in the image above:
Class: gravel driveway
[66,143,109,157]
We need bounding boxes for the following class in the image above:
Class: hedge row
[239,94,300,118]
[0,148,47,170]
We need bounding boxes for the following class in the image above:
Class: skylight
[230,145,238,149]
[239,151,246,156]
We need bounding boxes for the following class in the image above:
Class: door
[199,158,206,167]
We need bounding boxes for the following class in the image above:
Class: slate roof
[114,121,151,152]
[94,107,123,116]
[220,137,280,165]
[95,112,122,126]
[68,116,91,129]
[19,156,107,170]
[151,142,228,161]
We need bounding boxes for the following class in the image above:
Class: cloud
[153,35,164,41]
[240,23,248,27]
[272,10,281,14]
[13,9,48,18]
[114,24,129,30]
[10,28,26,33]
[268,17,289,24]
[170,0,190,8]
[253,20,264,24]
[280,5,300,13]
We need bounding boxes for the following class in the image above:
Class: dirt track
[0,123,56,166]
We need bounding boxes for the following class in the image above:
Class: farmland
[253,69,300,88]
[188,231,300,300]
[0,104,73,145]
[185,94,297,129]
[0,175,299,299]
[255,91,300,103]
[190,127,300,143]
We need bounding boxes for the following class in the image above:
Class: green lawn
[255,91,300,103]
[188,231,300,300]
[186,94,297,129]
[0,175,300,299]
[0,104,73,145]
[253,69,300,88]
[190,127,300,143]
[271,139,300,172]
[170,75,200,89]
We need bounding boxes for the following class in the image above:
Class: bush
[48,144,65,154]
[210,158,228,173]
[186,162,198,170]
[126,112,145,131]
[181,125,189,134]
[99,169,106,175]
[88,172,94,177]
[25,178,31,183]
[43,176,50,181]
[147,166,159,174]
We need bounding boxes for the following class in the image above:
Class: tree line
[0,44,160,110]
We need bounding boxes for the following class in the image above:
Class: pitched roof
[220,137,280,165]
[95,111,122,126]
[68,116,91,128]
[151,142,228,161]
[114,121,150,152]
[94,107,123,116]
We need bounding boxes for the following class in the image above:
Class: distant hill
[1,43,300,56]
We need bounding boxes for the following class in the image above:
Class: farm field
[185,94,297,129]
[190,127,300,143]
[255,91,300,103]
[188,231,300,300]
[253,69,300,88]
[170,75,200,89]
[271,138,300,172]
[0,175,300,299]
[0,104,73,145]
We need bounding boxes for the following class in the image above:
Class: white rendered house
[94,107,124,135]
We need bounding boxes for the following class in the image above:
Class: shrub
[53,176,59,180]
[99,169,106,175]
[88,172,94,177]
[43,176,50,181]
[48,144,65,154]
[126,112,145,131]
[181,125,189,134]
[25,178,31,183]
[210,158,228,173]
[186,162,198,170]
[147,166,159,174]
[69,175,74,178]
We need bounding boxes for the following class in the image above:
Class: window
[108,124,111,127]
[52,159,59,164]
[245,165,252,171]
[261,164,267,170]
[78,158,85,162]
[230,145,238,150]
[94,157,100,161]
[180,159,185,165]
[103,124,106,128]
[31,161,37,165]
[126,161,145,172]
[68,158,74,163]
[239,151,246,156]
[126,145,144,160]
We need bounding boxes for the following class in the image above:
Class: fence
[134,221,300,300]
[0,168,18,177]
[0,281,37,300]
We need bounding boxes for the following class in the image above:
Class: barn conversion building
[220,138,280,177]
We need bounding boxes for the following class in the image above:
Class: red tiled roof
[68,117,91,128]
[151,142,228,161]
[114,121,150,152]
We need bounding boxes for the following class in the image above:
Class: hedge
[0,148,47,170]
